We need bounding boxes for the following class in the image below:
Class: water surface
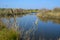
[1,13,60,40]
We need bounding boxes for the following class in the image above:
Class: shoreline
[37,12,60,19]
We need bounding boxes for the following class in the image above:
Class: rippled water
[1,13,60,40]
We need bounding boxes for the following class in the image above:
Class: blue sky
[0,0,60,9]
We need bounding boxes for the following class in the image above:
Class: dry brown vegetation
[37,8,60,19]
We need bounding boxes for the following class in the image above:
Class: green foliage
[0,22,19,40]
[0,28,18,40]
[0,8,39,16]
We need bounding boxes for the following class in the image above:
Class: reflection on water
[37,16,60,24]
[0,13,60,40]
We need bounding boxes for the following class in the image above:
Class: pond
[1,13,60,40]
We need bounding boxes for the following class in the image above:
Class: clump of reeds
[0,21,19,40]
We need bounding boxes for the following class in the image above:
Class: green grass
[0,22,19,40]
[0,29,18,40]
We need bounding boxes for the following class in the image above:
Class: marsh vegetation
[0,8,60,40]
[0,8,39,16]
[37,8,60,19]
[0,20,19,40]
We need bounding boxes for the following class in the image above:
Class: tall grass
[0,29,18,40]
[0,21,19,40]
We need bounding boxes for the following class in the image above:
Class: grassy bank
[0,21,19,40]
[0,8,39,16]
[37,8,60,19]
[37,12,60,19]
